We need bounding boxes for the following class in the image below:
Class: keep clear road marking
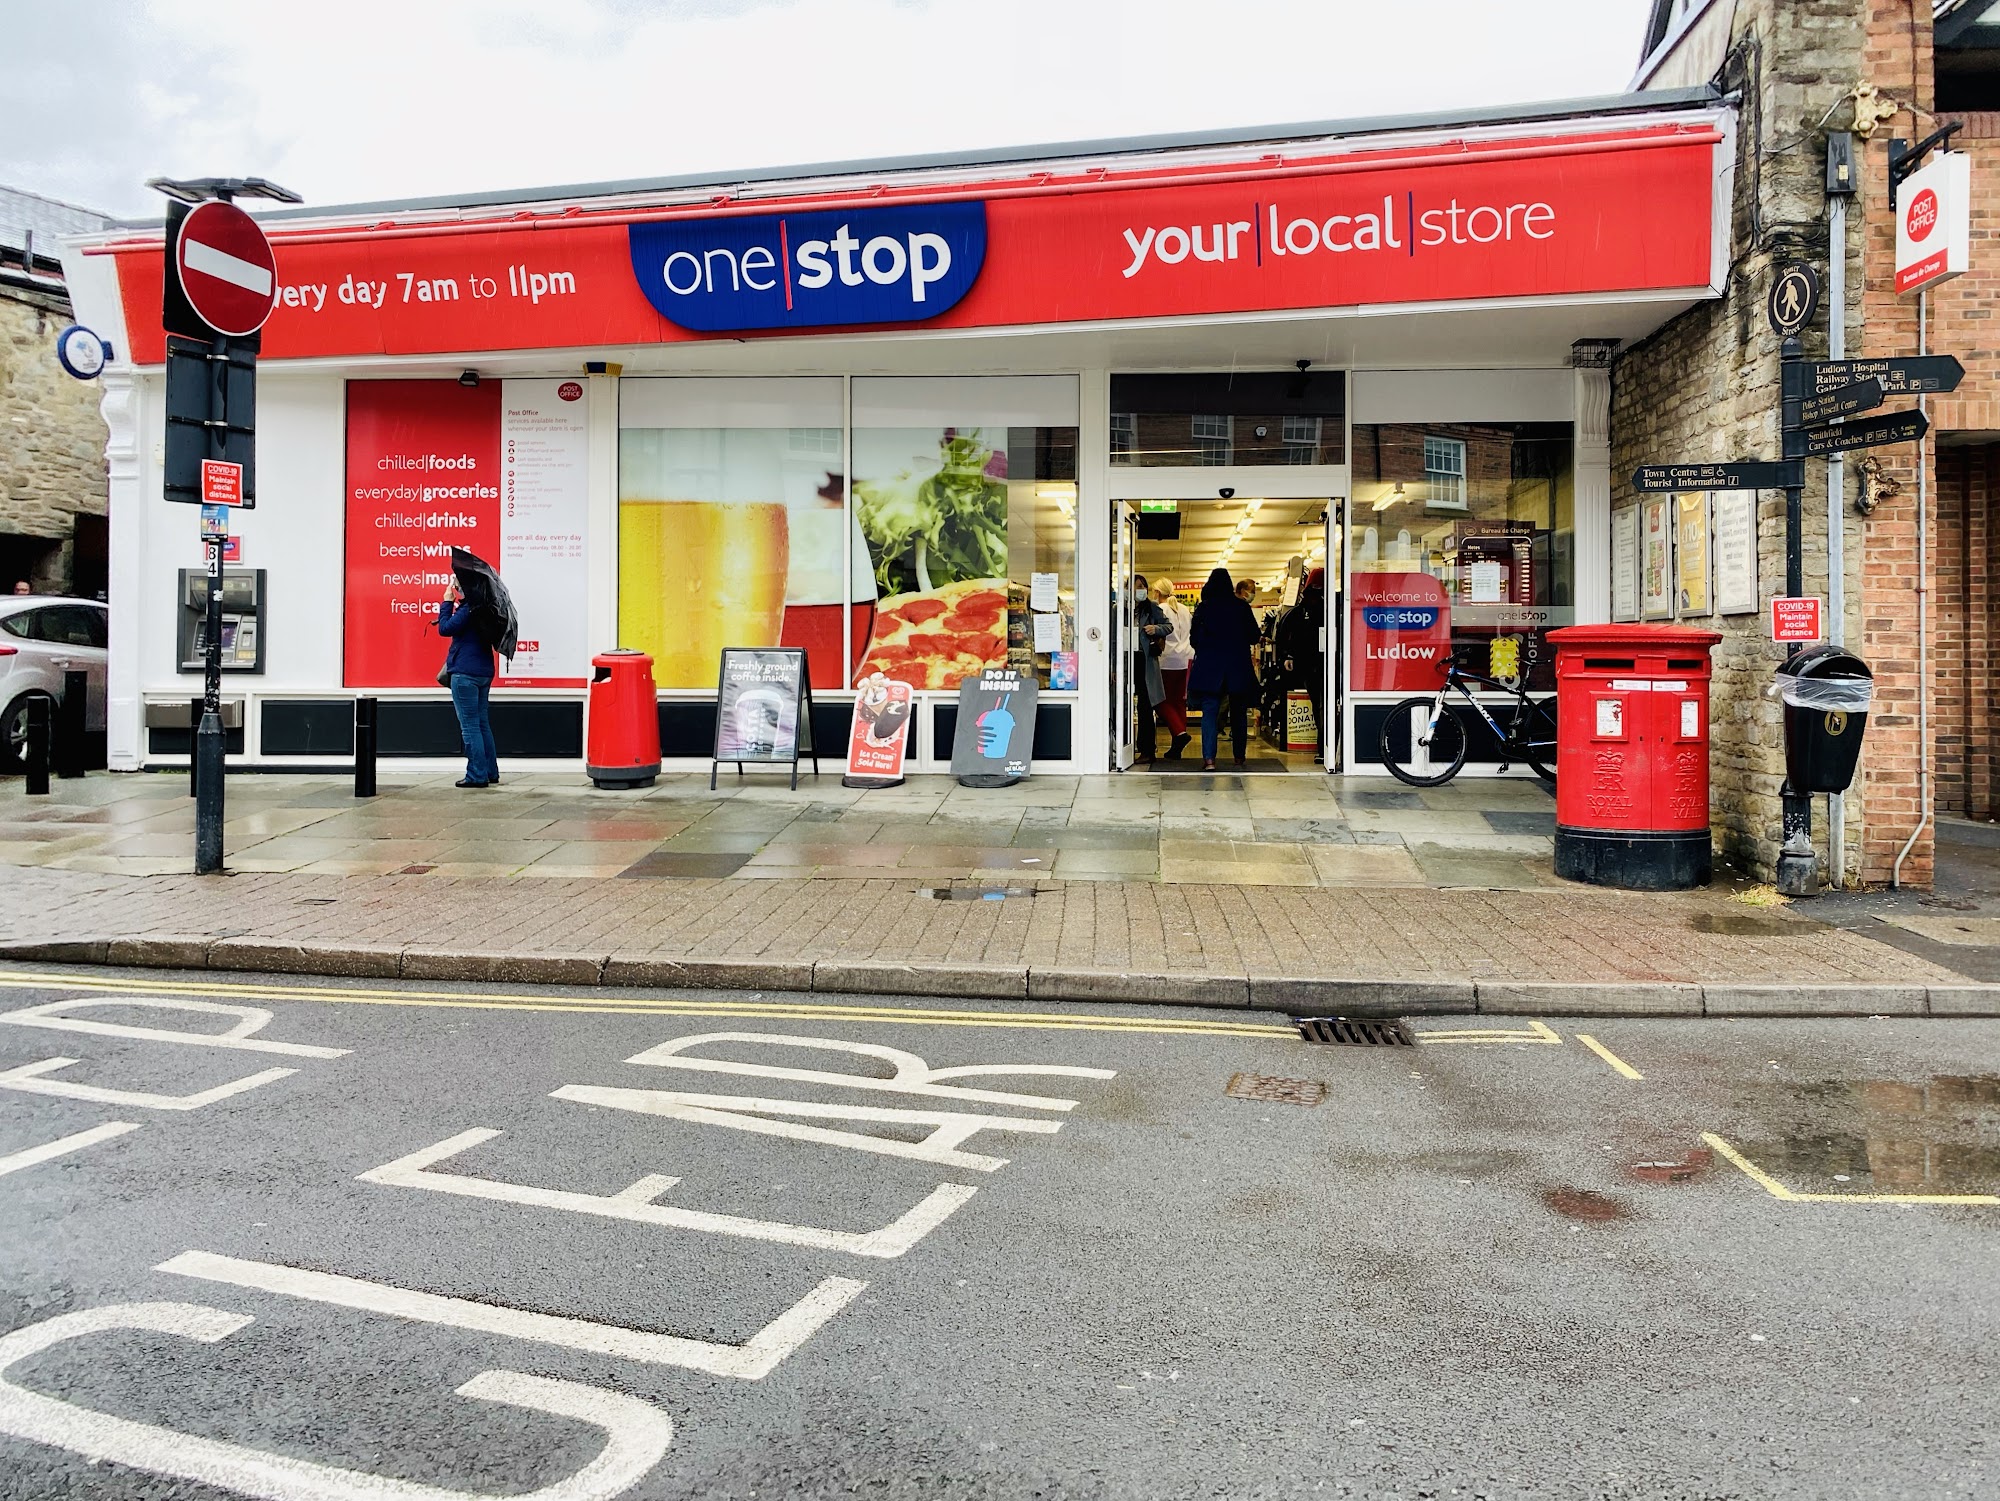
[0,969,1291,1039]
[0,1121,139,1178]
[1575,1033,1644,1079]
[0,1057,295,1111]
[1702,1132,2000,1206]
[0,995,350,1057]
[1411,1019,1563,1047]
[359,1127,979,1259]
[0,1303,674,1501]
[159,1251,867,1381]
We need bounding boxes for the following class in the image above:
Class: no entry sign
[175,201,277,337]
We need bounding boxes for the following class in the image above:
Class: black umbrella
[450,547,518,660]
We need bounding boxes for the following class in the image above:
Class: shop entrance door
[1110,502,1140,770]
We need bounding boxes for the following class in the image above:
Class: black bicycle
[1377,657,1557,787]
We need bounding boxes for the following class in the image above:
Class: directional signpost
[1798,408,1930,458]
[1803,354,1964,397]
[152,175,298,875]
[1793,377,1883,428]
[1632,461,1801,493]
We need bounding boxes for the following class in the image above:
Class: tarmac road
[0,963,1996,1500]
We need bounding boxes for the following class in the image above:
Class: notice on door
[498,380,589,687]
[344,378,589,689]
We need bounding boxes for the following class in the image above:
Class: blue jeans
[1198,693,1248,764]
[449,674,497,784]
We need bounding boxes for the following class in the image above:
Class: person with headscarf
[1188,567,1260,771]
[1152,580,1193,760]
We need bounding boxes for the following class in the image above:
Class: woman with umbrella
[437,548,516,789]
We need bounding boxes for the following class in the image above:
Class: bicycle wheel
[1519,696,1559,785]
[1379,696,1467,787]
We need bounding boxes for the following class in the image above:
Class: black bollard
[24,696,50,796]
[54,670,87,779]
[189,696,204,797]
[354,696,378,798]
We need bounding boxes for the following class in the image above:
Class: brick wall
[0,282,108,590]
[1934,445,2000,819]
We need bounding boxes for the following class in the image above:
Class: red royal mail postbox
[586,650,661,789]
[1547,623,1721,890]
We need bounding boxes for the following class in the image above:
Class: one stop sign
[175,200,277,337]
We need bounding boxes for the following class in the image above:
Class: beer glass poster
[715,649,805,761]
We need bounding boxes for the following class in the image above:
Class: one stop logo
[1907,188,1939,242]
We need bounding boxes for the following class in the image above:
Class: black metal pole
[195,535,226,874]
[354,696,377,798]
[189,695,204,797]
[55,669,87,779]
[1776,332,1816,896]
[24,696,49,797]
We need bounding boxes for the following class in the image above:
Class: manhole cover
[920,885,1037,901]
[1225,1072,1327,1107]
[1295,1016,1414,1046]
[397,864,435,875]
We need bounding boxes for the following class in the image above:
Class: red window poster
[344,381,501,688]
[1350,572,1452,692]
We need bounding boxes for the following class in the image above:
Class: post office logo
[628,202,987,333]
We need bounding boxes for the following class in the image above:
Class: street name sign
[1794,378,1884,428]
[1767,263,1819,339]
[1804,355,1964,397]
[175,200,278,338]
[1798,409,1929,457]
[1771,596,1823,644]
[1632,461,1801,493]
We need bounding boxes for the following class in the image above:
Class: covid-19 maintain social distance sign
[100,124,1723,362]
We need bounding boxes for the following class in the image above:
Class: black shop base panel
[1555,826,1712,891]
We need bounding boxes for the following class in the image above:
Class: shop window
[851,376,1079,692]
[1110,371,1344,466]
[617,378,854,691]
[1351,422,1574,694]
[1423,436,1468,510]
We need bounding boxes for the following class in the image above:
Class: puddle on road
[1688,910,1819,937]
[1540,1186,1632,1222]
[1748,1075,2000,1193]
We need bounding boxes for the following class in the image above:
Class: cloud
[3,0,1655,219]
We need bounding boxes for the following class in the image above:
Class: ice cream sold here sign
[81,121,1723,698]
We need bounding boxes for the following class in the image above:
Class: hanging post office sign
[1895,151,1972,296]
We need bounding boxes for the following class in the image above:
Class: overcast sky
[8,0,1656,221]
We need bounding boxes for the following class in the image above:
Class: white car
[0,596,108,768]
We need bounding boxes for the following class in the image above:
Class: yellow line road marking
[1702,1133,2000,1205]
[1414,1019,1562,1046]
[1575,1033,1643,1079]
[0,969,1292,1040]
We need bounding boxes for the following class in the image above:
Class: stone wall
[0,280,109,590]
[1616,0,1869,884]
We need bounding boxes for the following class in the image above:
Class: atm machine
[176,567,267,674]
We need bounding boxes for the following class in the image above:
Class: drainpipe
[1827,189,1847,886]
[1892,287,1931,888]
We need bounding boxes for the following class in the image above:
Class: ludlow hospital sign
[95,122,1723,357]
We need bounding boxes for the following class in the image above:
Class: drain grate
[1225,1072,1327,1107]
[1295,1016,1415,1047]
[919,885,1038,901]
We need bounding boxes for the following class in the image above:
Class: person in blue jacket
[438,579,498,788]
[1187,566,1260,771]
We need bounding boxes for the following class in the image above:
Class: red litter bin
[586,650,661,789]
[1547,624,1720,890]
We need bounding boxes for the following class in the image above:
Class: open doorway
[1112,495,1340,773]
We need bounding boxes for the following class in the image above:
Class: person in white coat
[1153,580,1194,760]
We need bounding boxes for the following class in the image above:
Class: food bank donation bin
[586,650,661,789]
[1547,624,1721,890]
[1772,645,1872,794]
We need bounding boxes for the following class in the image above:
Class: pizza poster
[843,671,913,787]
[344,378,589,688]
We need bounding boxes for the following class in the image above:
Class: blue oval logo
[1363,606,1440,631]
[629,202,987,333]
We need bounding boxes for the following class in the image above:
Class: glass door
[1323,502,1343,771]
[1110,501,1139,770]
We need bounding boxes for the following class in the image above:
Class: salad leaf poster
[853,426,1013,690]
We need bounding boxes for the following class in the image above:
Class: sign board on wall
[1610,506,1639,623]
[1712,490,1759,615]
[1675,492,1711,616]
[1640,496,1673,620]
[100,126,1723,363]
[1895,152,1972,296]
[343,380,588,688]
